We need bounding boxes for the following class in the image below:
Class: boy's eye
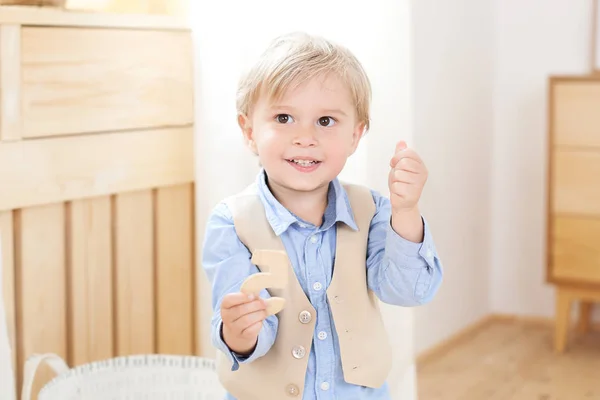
[318,116,335,127]
[276,114,294,124]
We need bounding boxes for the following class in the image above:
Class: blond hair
[236,32,372,131]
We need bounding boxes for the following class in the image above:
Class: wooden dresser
[0,6,197,398]
[547,75,600,352]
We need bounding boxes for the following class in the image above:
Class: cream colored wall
[411,0,495,355]
[413,0,599,357]
[490,0,595,320]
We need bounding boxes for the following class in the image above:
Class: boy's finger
[221,292,256,309]
[229,299,267,322]
[393,158,421,174]
[241,320,263,339]
[395,140,407,153]
[235,309,267,332]
[390,149,422,168]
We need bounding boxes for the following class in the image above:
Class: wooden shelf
[0,5,190,30]
[547,75,600,354]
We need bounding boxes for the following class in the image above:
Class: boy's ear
[349,121,367,155]
[238,114,258,154]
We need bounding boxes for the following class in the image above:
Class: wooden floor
[416,319,600,400]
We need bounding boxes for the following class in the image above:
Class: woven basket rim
[39,354,217,394]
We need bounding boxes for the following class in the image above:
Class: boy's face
[239,74,365,194]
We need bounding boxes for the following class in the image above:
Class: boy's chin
[287,175,334,192]
[268,172,331,193]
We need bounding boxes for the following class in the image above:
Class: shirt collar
[256,169,359,236]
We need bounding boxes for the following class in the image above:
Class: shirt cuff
[213,317,275,372]
[386,216,437,269]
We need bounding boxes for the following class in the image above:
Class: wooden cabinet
[547,76,600,352]
[0,6,197,398]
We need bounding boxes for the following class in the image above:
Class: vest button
[298,310,312,324]
[285,383,300,396]
[292,345,306,359]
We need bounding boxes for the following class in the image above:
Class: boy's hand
[220,292,268,356]
[388,140,427,242]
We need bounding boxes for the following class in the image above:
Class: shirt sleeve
[201,201,278,371]
[365,191,444,306]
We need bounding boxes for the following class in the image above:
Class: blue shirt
[201,170,443,400]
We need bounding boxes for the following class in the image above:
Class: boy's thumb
[395,140,407,153]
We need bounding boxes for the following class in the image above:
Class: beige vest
[216,182,392,399]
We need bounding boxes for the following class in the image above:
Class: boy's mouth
[285,158,322,172]
[287,158,321,167]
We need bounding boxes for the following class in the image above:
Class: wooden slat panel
[553,81,600,148]
[0,24,22,142]
[0,211,16,373]
[156,184,194,354]
[18,204,67,399]
[68,197,113,366]
[550,216,600,284]
[0,127,194,212]
[21,27,193,138]
[552,149,600,216]
[114,190,154,355]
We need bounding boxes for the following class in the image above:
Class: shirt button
[298,310,312,324]
[320,382,330,391]
[298,223,307,228]
[310,235,318,244]
[285,383,300,396]
[313,282,322,291]
[292,345,306,359]
[318,331,327,340]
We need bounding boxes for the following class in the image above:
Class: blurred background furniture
[547,74,600,352]
[0,4,196,398]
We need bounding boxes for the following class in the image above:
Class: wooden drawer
[21,27,194,138]
[551,149,600,215]
[552,81,600,148]
[550,216,600,284]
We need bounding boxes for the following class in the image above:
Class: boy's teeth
[292,159,316,167]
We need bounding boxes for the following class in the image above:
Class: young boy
[202,32,443,400]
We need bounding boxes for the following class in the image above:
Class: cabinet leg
[554,288,571,353]
[578,302,593,334]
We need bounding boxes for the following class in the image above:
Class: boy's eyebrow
[270,105,348,117]
[321,109,348,117]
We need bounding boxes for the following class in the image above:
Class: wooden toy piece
[264,297,286,315]
[240,249,288,316]
[240,273,274,295]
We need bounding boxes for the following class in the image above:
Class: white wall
[410,0,598,356]
[491,0,593,318]
[191,1,417,398]
[411,0,495,354]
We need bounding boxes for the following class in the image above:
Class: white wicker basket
[22,353,226,400]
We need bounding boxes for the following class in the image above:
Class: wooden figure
[241,250,288,315]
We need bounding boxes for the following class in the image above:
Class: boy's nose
[292,127,317,147]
